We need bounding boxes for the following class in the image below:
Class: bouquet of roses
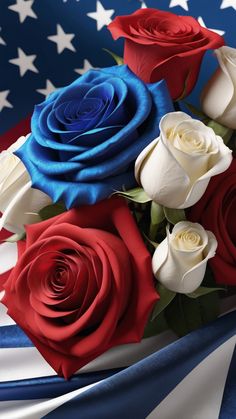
[1,8,236,380]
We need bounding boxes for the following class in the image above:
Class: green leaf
[143,309,169,339]
[114,187,151,204]
[143,232,159,249]
[39,202,66,221]
[151,202,165,226]
[151,284,176,321]
[175,70,192,101]
[103,49,124,65]
[186,286,225,299]
[165,292,220,337]
[201,265,217,287]
[4,232,26,243]
[163,207,186,225]
[207,120,233,145]
[227,132,236,154]
[149,202,165,241]
[184,102,208,121]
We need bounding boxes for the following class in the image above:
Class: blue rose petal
[16,65,173,208]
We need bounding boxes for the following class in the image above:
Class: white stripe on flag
[0,242,17,275]
[0,381,102,419]
[0,301,15,326]
[147,335,236,419]
[0,324,177,381]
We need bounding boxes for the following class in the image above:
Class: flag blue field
[0,0,236,137]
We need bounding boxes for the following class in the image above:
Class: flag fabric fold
[1,301,235,419]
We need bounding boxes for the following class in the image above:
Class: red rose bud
[108,8,224,100]
[188,159,236,286]
[2,197,158,379]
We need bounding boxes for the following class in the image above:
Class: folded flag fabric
[0,300,235,419]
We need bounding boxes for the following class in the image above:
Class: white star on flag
[0,36,6,46]
[8,0,37,23]
[9,47,38,76]
[198,17,225,36]
[140,2,147,8]
[74,59,95,75]
[220,0,236,10]
[87,1,115,31]
[48,24,76,54]
[169,0,189,11]
[37,80,57,97]
[0,90,13,112]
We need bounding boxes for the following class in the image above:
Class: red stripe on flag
[0,116,31,151]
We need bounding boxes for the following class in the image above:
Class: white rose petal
[202,46,236,129]
[0,136,52,234]
[152,221,217,294]
[135,111,233,209]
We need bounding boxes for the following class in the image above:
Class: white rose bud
[152,222,217,294]
[202,46,236,129]
[135,112,232,209]
[0,136,51,234]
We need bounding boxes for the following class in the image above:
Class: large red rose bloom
[108,8,224,99]
[188,159,236,286]
[2,197,158,378]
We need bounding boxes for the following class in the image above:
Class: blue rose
[16,65,173,208]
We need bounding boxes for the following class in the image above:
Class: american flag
[1,1,236,417]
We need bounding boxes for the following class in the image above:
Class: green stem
[149,201,165,241]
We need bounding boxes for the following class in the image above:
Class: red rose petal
[3,197,158,378]
[188,159,236,285]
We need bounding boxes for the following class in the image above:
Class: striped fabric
[1,299,235,418]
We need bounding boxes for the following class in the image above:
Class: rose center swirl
[173,229,202,251]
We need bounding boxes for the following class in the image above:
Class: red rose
[188,159,236,286]
[2,197,158,378]
[108,8,224,99]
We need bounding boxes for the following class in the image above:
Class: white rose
[0,136,52,234]
[202,46,236,129]
[152,222,217,294]
[135,112,232,209]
